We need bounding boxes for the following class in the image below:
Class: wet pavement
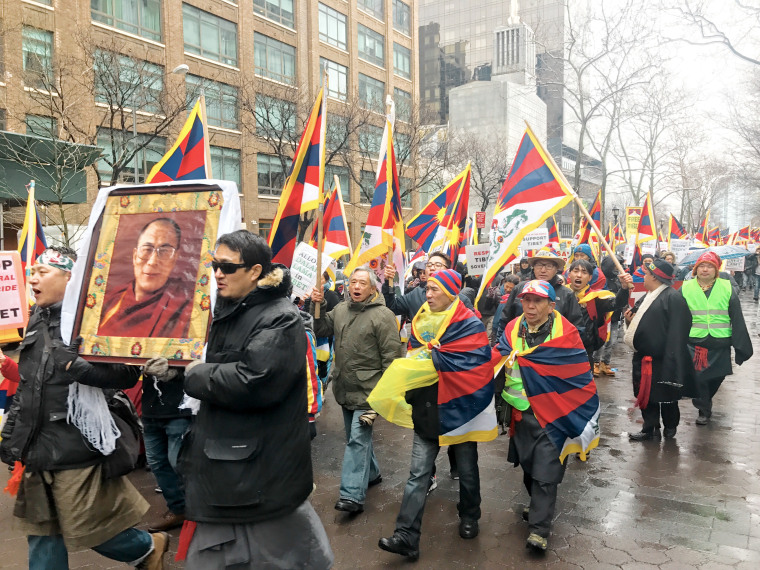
[2,293,760,568]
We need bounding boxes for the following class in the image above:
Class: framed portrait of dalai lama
[62,180,241,364]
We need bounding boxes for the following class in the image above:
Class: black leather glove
[50,336,82,372]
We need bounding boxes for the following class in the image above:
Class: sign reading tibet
[0,251,28,331]
[465,244,490,275]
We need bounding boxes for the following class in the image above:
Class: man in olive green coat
[311,266,403,514]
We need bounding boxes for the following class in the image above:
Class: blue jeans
[395,433,480,547]
[339,407,380,504]
[754,274,760,299]
[28,527,153,569]
[144,416,191,514]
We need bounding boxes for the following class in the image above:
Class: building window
[22,27,54,89]
[394,87,411,122]
[359,170,376,204]
[257,154,291,196]
[91,0,162,42]
[186,75,238,130]
[394,43,411,79]
[210,146,241,190]
[358,73,385,112]
[320,58,347,101]
[400,176,412,207]
[182,4,237,66]
[393,0,411,35]
[253,0,294,30]
[326,114,348,151]
[258,219,273,240]
[0,109,6,131]
[358,0,383,19]
[395,132,410,159]
[318,3,346,50]
[94,51,164,114]
[26,115,58,138]
[254,33,296,85]
[96,128,165,184]
[358,24,384,68]
[359,125,383,155]
[325,164,350,204]
[254,95,296,139]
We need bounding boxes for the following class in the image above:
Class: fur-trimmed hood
[214,263,293,319]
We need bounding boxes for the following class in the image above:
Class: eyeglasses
[426,262,445,269]
[212,260,248,274]
[135,245,177,261]
[533,262,556,269]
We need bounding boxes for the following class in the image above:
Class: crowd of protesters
[0,233,755,568]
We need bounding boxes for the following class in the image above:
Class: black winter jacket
[0,303,139,471]
[178,265,312,524]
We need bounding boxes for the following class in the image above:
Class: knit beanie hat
[692,251,721,276]
[428,269,462,300]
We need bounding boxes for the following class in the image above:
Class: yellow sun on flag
[436,207,446,222]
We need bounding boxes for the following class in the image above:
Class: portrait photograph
[66,181,241,364]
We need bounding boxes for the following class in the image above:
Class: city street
[2,294,760,569]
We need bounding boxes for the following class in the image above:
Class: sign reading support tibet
[521,228,549,251]
[0,251,28,331]
[465,244,491,275]
[290,242,335,300]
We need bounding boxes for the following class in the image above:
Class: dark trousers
[641,401,680,431]
[523,471,561,538]
[692,375,726,417]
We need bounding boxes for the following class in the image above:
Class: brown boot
[593,362,600,376]
[600,362,615,377]
[147,510,185,532]
[138,532,170,570]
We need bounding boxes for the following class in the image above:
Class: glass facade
[254,33,296,85]
[320,58,348,101]
[318,3,347,50]
[183,4,238,66]
[186,75,238,130]
[254,95,296,139]
[357,0,383,19]
[358,24,384,68]
[358,73,385,112]
[96,128,165,184]
[22,27,54,88]
[26,115,58,138]
[210,146,241,189]
[325,164,351,204]
[394,87,412,122]
[253,0,295,29]
[393,42,411,79]
[91,0,162,42]
[257,154,291,196]
[94,51,164,114]
[393,0,411,35]
[359,124,383,155]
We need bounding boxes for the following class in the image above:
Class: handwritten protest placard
[669,239,690,262]
[290,242,334,300]
[724,256,745,271]
[465,244,490,275]
[0,251,28,331]
[522,228,549,251]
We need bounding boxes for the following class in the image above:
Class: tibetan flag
[636,192,656,243]
[405,185,450,252]
[345,111,405,279]
[708,226,720,245]
[612,222,625,247]
[695,211,710,245]
[429,164,471,263]
[496,311,599,463]
[751,228,760,242]
[268,89,325,266]
[475,125,574,304]
[147,96,210,183]
[308,185,352,261]
[577,189,601,244]
[18,184,48,278]
[548,216,560,243]
[739,225,750,241]
[630,242,645,278]
[669,214,687,242]
[368,298,497,445]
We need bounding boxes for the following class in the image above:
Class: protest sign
[465,244,490,275]
[522,228,549,251]
[640,242,657,256]
[0,251,28,331]
[724,256,745,271]
[291,242,334,300]
[670,239,690,262]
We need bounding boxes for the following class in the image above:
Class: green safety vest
[682,278,732,339]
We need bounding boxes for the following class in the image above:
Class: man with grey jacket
[310,266,403,514]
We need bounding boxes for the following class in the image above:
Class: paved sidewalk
[2,294,760,568]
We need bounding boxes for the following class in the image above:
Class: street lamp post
[612,206,619,226]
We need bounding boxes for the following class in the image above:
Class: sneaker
[147,511,185,533]
[593,362,600,376]
[526,532,547,552]
[427,475,438,495]
[137,532,170,570]
[600,362,615,377]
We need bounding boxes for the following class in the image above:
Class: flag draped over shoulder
[18,184,48,277]
[577,189,601,244]
[345,111,405,277]
[495,311,600,463]
[147,96,210,183]
[428,164,471,263]
[308,185,352,260]
[368,298,497,445]
[475,125,574,304]
[636,192,656,243]
[269,88,325,266]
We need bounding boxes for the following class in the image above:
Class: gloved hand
[143,357,179,382]
[50,336,82,372]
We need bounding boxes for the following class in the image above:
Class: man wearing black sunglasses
[178,231,333,569]
[99,217,193,339]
